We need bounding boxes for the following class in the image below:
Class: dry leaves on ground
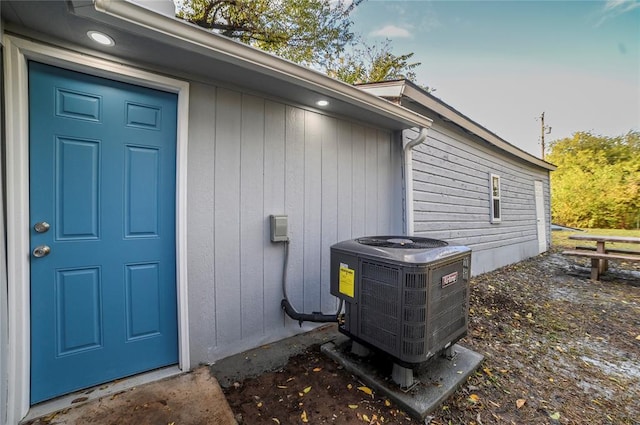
[225,249,640,424]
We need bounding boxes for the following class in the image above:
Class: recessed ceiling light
[87,31,115,47]
[316,100,329,107]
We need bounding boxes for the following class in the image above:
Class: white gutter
[358,81,556,171]
[84,0,432,130]
[403,128,429,236]
[401,83,555,170]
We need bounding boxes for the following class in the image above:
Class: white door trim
[3,34,191,423]
[534,180,548,253]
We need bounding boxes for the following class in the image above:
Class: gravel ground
[225,248,640,424]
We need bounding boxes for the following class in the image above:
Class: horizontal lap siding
[412,123,550,274]
[187,82,403,364]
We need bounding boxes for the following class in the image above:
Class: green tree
[326,40,421,85]
[176,0,423,84]
[177,0,359,67]
[547,131,640,229]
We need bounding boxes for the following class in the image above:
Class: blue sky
[350,0,640,157]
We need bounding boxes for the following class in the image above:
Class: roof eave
[83,0,432,130]
[358,80,556,171]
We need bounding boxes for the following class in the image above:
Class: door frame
[534,180,548,253]
[4,34,191,422]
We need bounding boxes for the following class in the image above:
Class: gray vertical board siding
[377,130,392,233]
[0,43,7,425]
[303,112,322,313]
[186,84,402,363]
[364,128,378,235]
[0,228,4,418]
[390,132,404,235]
[351,125,366,238]
[320,116,338,314]
[213,87,242,342]
[284,106,305,327]
[0,265,4,417]
[336,121,353,242]
[412,124,550,274]
[263,101,286,330]
[186,83,216,362]
[239,94,265,338]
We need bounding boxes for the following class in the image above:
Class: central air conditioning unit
[330,236,471,367]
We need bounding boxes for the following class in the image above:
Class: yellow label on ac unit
[339,265,355,298]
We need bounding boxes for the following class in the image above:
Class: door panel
[29,62,178,404]
[125,263,162,340]
[55,267,102,355]
[56,137,100,239]
[125,146,160,237]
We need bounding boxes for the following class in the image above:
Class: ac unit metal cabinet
[330,236,471,366]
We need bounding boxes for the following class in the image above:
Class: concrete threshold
[21,366,237,425]
[22,366,182,423]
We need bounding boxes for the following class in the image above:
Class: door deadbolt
[34,222,50,233]
[33,245,51,258]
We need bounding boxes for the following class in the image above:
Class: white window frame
[490,173,502,223]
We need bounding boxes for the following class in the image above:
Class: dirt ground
[224,248,640,424]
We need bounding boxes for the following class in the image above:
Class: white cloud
[369,24,412,38]
[604,0,640,12]
[596,0,640,26]
[419,14,443,32]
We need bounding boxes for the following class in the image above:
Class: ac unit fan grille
[403,323,426,339]
[361,320,397,351]
[356,236,448,249]
[401,271,430,358]
[405,272,428,289]
[430,315,467,349]
[361,279,398,317]
[362,261,398,283]
[359,261,401,354]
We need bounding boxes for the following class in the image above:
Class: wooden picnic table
[563,234,640,280]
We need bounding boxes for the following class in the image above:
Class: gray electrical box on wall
[270,215,288,242]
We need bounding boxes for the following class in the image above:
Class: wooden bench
[562,250,640,280]
[563,234,640,280]
[573,246,640,256]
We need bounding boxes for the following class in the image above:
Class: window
[490,174,501,223]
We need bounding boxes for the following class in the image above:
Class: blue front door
[29,62,178,404]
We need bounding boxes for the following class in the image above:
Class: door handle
[34,222,51,233]
[33,245,51,258]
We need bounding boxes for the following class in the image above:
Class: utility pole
[540,112,552,159]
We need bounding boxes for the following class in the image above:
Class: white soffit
[76,0,433,130]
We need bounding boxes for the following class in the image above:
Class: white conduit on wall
[403,127,429,236]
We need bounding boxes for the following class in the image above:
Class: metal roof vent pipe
[127,0,176,17]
